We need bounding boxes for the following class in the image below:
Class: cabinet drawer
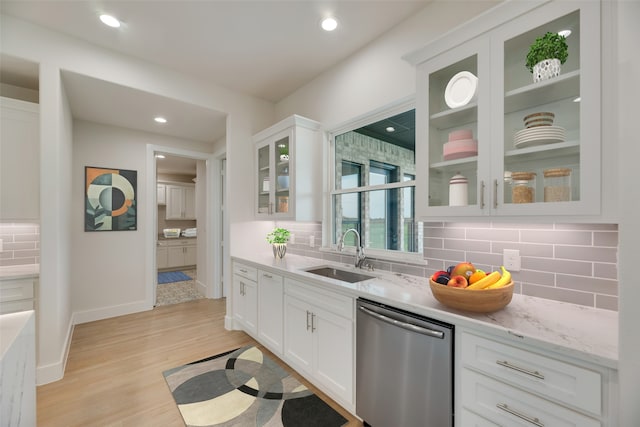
[233,263,257,281]
[0,298,34,314]
[461,331,601,415]
[284,278,352,320]
[165,239,195,247]
[462,368,600,427]
[0,278,35,302]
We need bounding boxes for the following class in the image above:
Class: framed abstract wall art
[85,166,137,231]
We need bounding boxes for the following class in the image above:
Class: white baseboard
[195,279,207,297]
[72,300,150,325]
[224,315,234,330]
[36,318,74,385]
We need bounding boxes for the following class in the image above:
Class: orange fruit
[468,269,487,285]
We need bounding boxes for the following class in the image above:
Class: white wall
[275,1,498,126]
[71,120,211,320]
[36,63,74,385]
[1,12,275,383]
[616,0,640,423]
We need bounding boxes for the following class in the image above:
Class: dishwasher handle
[358,305,445,339]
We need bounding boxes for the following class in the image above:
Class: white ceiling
[0,0,431,173]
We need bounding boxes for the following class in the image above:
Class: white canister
[449,173,468,206]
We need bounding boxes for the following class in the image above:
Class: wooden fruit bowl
[429,279,514,313]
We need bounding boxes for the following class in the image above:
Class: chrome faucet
[338,228,367,268]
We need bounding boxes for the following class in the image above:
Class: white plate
[515,136,565,148]
[444,71,478,109]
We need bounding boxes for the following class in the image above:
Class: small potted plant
[266,227,290,259]
[525,31,568,83]
[278,144,289,161]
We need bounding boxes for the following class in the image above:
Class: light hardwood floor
[36,298,363,427]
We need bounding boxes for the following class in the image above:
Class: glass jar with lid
[543,168,571,202]
[511,172,536,203]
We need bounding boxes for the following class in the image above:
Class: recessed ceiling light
[321,17,338,32]
[99,14,121,28]
[155,154,166,159]
[154,117,167,124]
[386,126,395,132]
[558,29,572,38]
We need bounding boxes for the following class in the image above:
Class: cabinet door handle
[480,180,485,209]
[311,313,316,332]
[494,179,499,209]
[240,282,245,296]
[496,360,545,379]
[306,310,311,330]
[496,403,544,427]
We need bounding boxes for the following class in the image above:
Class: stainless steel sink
[305,266,375,283]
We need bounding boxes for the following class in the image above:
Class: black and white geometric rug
[163,346,348,427]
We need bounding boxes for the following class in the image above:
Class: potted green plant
[525,31,568,83]
[278,144,289,161]
[266,227,290,258]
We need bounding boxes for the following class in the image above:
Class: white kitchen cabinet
[0,97,39,221]
[165,184,196,220]
[283,278,354,408]
[257,270,284,356]
[253,115,322,220]
[232,262,258,336]
[157,238,196,270]
[156,246,168,269]
[157,184,166,205]
[408,1,601,219]
[458,329,611,427]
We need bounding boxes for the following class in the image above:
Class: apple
[451,262,476,280]
[430,270,449,282]
[435,274,451,285]
[447,275,468,288]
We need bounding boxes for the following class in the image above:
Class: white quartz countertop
[0,264,39,280]
[233,253,618,369]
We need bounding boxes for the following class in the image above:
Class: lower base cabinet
[283,278,354,409]
[458,329,611,427]
[232,263,258,336]
[257,270,284,356]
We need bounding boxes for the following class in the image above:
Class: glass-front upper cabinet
[256,131,291,217]
[411,0,601,219]
[415,37,490,217]
[253,115,322,220]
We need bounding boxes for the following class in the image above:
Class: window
[331,106,422,256]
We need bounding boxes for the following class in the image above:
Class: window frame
[322,97,424,263]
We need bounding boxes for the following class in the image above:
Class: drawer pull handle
[263,273,273,279]
[496,403,544,427]
[496,360,545,380]
[239,268,248,273]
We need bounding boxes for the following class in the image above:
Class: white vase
[533,58,561,83]
[272,243,287,259]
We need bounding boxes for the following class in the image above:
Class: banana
[466,270,500,289]
[488,266,512,289]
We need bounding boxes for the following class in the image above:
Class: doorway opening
[146,144,224,309]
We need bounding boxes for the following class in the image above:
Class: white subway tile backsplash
[0,223,40,267]
[521,229,593,245]
[523,284,595,307]
[466,227,519,242]
[444,238,490,252]
[556,274,618,295]
[594,263,617,279]
[282,221,619,311]
[555,245,617,263]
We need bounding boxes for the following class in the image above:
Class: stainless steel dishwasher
[356,298,454,427]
